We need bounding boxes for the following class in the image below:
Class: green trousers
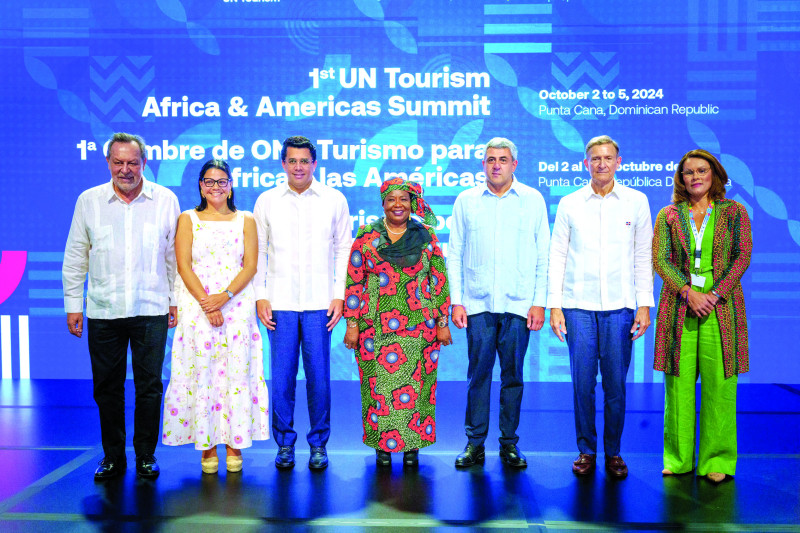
[663,310,738,475]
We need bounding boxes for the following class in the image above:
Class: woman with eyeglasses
[162,159,269,474]
[652,149,752,483]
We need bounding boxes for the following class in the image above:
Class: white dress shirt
[253,180,351,311]
[547,181,654,311]
[62,179,180,319]
[448,178,550,319]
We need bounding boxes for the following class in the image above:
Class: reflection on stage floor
[0,380,797,531]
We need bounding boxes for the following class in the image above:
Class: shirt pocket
[465,265,489,299]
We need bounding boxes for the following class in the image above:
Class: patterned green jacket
[652,199,752,378]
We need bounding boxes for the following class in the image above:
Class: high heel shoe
[201,455,219,474]
[227,454,243,472]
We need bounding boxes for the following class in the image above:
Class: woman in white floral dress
[162,159,269,474]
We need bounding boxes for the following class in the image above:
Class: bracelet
[346,320,358,329]
[710,289,722,299]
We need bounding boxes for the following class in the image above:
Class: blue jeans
[268,309,331,448]
[564,308,634,457]
[464,312,530,447]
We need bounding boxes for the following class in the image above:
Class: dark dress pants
[464,312,530,447]
[87,314,168,461]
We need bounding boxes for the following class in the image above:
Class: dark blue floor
[0,380,798,532]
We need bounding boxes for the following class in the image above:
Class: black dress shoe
[376,450,392,466]
[94,457,126,481]
[455,443,485,468]
[309,447,328,470]
[499,444,527,468]
[275,446,295,469]
[136,454,160,479]
[403,449,419,467]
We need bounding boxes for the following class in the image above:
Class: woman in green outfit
[343,178,452,467]
[652,149,752,483]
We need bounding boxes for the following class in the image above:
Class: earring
[228,192,232,199]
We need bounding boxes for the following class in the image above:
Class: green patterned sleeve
[429,232,451,318]
[344,225,368,320]
[652,206,690,292]
[710,202,752,298]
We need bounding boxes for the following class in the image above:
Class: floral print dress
[163,210,269,449]
[344,221,450,452]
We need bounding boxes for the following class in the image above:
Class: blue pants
[564,308,634,457]
[464,312,530,447]
[268,309,331,448]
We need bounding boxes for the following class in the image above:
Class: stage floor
[0,380,798,532]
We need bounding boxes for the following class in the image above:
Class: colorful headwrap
[379,178,438,227]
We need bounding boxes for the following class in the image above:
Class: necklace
[385,223,407,235]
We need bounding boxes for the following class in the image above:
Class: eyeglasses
[202,178,230,187]
[286,158,312,166]
[681,168,711,177]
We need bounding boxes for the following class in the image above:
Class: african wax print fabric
[652,199,752,378]
[344,220,450,452]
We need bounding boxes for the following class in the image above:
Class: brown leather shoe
[605,455,628,479]
[572,453,596,475]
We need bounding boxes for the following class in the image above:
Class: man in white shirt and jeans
[548,135,653,479]
[63,132,180,480]
[449,137,550,469]
[253,136,351,470]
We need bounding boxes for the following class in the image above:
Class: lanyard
[688,201,713,272]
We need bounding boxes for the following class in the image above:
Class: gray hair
[585,135,619,157]
[484,137,518,161]
[106,132,147,161]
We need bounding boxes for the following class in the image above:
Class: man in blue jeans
[548,135,653,479]
[448,137,550,468]
[253,136,351,470]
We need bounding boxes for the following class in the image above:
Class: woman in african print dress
[653,149,751,484]
[343,178,451,467]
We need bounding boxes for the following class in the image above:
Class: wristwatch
[224,289,234,299]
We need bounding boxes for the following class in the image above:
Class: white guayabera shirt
[63,179,180,319]
[253,179,352,311]
[448,178,551,318]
